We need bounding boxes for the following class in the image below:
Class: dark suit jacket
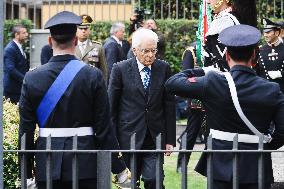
[103,37,129,76]
[165,65,284,184]
[4,40,29,98]
[40,44,53,65]
[19,55,125,181]
[108,58,176,150]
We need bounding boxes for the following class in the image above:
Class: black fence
[7,132,282,189]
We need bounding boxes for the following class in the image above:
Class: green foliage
[3,99,20,188]
[92,20,197,73]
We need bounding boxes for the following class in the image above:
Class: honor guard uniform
[166,24,284,189]
[176,42,206,173]
[75,14,108,82]
[258,18,284,92]
[18,11,130,189]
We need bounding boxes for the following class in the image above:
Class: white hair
[132,28,159,48]
[110,22,125,35]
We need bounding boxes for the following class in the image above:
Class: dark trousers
[123,130,164,189]
[213,180,271,189]
[177,109,206,168]
[37,179,97,189]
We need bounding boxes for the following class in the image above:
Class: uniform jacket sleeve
[18,75,36,178]
[268,91,284,149]
[182,50,195,70]
[165,68,206,99]
[4,46,25,82]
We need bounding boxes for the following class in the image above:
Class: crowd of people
[3,0,284,188]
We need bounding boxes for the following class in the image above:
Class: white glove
[202,65,221,74]
[268,70,282,79]
[113,168,131,189]
[27,178,37,189]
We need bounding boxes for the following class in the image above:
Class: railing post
[97,151,111,189]
[21,134,27,189]
[130,133,137,189]
[155,133,162,189]
[72,135,78,189]
[161,0,164,19]
[46,135,52,189]
[207,134,213,189]
[258,134,264,189]
[181,132,187,189]
[233,134,239,189]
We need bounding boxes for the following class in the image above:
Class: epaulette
[91,40,102,45]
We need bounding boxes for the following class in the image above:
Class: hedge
[3,99,20,188]
[92,19,197,73]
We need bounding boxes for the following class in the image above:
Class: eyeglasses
[139,48,158,54]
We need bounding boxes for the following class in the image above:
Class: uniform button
[145,108,148,112]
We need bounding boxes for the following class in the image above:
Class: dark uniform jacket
[4,40,29,98]
[165,65,284,184]
[108,58,176,150]
[19,55,125,182]
[103,37,129,76]
[257,42,284,92]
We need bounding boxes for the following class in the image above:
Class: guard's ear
[48,36,52,47]
[225,51,230,62]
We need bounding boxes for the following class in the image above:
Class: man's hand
[165,144,174,156]
[268,70,282,79]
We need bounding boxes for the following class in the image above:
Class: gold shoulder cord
[182,47,197,67]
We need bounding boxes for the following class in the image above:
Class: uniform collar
[267,37,283,47]
[49,54,77,63]
[78,39,89,46]
[230,65,256,75]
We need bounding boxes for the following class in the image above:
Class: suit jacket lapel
[82,39,94,59]
[75,46,82,59]
[11,41,25,59]
[130,58,146,98]
[148,60,161,102]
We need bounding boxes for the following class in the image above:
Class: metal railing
[5,132,282,189]
[3,0,284,29]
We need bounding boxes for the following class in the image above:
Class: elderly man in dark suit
[166,25,284,189]
[103,22,130,76]
[4,24,29,103]
[108,28,176,189]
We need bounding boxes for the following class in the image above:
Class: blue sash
[36,60,86,128]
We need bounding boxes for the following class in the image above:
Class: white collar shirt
[136,57,151,84]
